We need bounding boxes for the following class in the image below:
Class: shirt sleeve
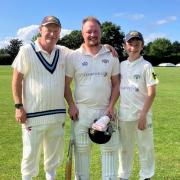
[65,51,75,78]
[60,45,73,71]
[112,57,120,76]
[145,63,159,87]
[11,46,29,75]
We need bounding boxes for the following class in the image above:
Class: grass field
[0,66,180,180]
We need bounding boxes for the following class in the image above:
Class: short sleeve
[112,57,120,76]
[145,64,159,87]
[65,52,75,78]
[11,46,29,75]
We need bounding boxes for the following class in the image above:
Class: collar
[127,56,143,66]
[79,44,110,56]
[34,40,58,55]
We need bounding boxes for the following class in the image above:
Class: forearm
[141,85,156,115]
[12,69,27,123]
[109,75,120,108]
[109,85,119,108]
[142,94,155,114]
[64,76,79,120]
[64,87,75,107]
[138,93,155,130]
[64,76,75,107]
[12,69,23,104]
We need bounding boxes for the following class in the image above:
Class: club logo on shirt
[121,86,139,92]
[152,72,157,80]
[82,61,88,66]
[26,126,32,132]
[102,59,109,64]
[133,74,141,80]
[82,72,107,77]
[104,72,108,77]
[147,123,152,128]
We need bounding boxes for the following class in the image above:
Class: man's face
[39,23,60,46]
[82,20,101,47]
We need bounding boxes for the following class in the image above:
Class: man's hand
[105,106,115,120]
[16,108,27,124]
[138,111,147,130]
[68,104,79,121]
[104,44,119,57]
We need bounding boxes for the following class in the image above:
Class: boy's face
[124,38,144,56]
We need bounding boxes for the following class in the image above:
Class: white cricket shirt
[66,45,120,109]
[119,56,159,121]
[12,41,71,126]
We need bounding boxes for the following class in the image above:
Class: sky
[0,0,180,48]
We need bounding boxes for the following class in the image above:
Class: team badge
[130,31,139,36]
[82,61,88,66]
[102,59,109,64]
[133,74,141,80]
[26,126,32,132]
[104,72,108,77]
[152,72,157,80]
[147,123,152,128]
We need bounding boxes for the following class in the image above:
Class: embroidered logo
[152,72,157,80]
[133,74,141,80]
[82,72,107,77]
[102,59,109,64]
[82,61,88,66]
[26,126,32,132]
[147,124,152,128]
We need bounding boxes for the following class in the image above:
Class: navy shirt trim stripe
[27,109,66,118]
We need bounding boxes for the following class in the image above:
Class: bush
[0,54,12,65]
[144,55,180,66]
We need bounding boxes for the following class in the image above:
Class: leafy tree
[171,41,180,56]
[32,33,41,42]
[143,42,152,56]
[58,30,83,50]
[148,38,172,58]
[101,21,124,59]
[5,39,23,60]
[0,48,7,55]
[58,22,125,59]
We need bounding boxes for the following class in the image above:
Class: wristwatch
[15,103,23,109]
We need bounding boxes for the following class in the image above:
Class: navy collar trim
[31,43,59,74]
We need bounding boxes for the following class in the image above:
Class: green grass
[0,66,180,180]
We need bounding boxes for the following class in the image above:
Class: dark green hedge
[0,53,179,66]
[144,55,180,66]
[0,54,13,65]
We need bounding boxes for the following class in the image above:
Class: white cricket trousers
[21,122,65,180]
[118,120,155,180]
[74,105,119,180]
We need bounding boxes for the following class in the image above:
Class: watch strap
[15,103,23,109]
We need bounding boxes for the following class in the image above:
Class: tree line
[1,21,180,66]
